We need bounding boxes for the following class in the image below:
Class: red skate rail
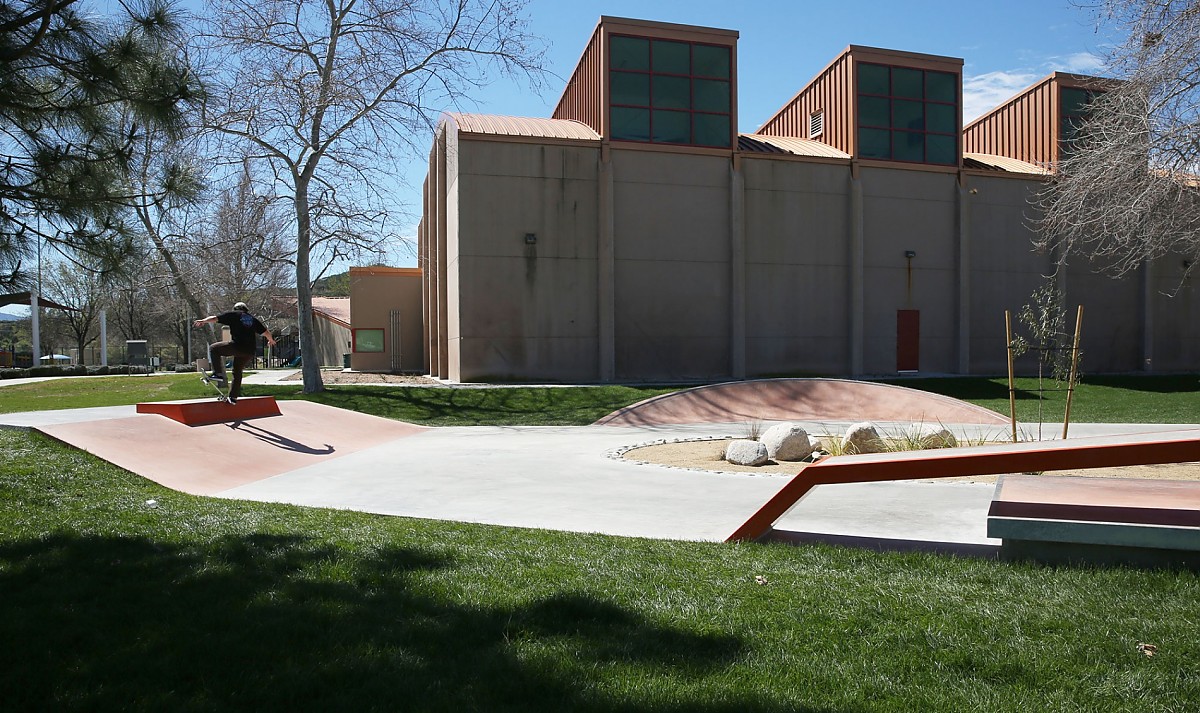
[727,430,1200,542]
[136,396,282,426]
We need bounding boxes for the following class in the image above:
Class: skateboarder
[193,302,277,403]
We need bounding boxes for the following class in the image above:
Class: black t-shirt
[216,311,267,353]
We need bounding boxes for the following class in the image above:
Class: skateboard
[195,358,231,403]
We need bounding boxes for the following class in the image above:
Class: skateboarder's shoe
[227,396,237,405]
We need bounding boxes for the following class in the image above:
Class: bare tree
[195,161,293,309]
[40,261,108,363]
[1036,0,1200,280]
[199,0,545,392]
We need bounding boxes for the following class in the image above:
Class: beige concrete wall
[611,150,732,381]
[1063,257,1143,372]
[1149,258,1200,372]
[429,131,1200,382]
[311,317,350,367]
[450,139,601,381]
[963,174,1055,374]
[859,167,959,374]
[348,268,425,372]
[742,158,851,375]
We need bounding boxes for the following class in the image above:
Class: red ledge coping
[728,431,1200,542]
[136,397,282,426]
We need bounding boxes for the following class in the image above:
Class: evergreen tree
[0,0,199,288]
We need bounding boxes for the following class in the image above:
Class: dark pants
[208,341,255,399]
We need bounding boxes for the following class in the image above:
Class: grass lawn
[3,428,1198,711]
[1,374,1198,708]
[1,371,1198,425]
[0,373,678,426]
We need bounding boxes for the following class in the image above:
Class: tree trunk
[294,181,325,393]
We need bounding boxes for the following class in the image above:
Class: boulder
[909,424,958,449]
[725,439,769,466]
[760,422,816,461]
[841,422,884,454]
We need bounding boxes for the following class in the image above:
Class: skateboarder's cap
[234,302,248,312]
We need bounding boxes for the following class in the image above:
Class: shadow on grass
[265,385,679,426]
[0,532,827,712]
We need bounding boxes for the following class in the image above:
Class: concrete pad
[34,401,426,495]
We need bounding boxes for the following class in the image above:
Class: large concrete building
[417,16,1199,383]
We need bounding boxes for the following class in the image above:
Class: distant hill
[313,265,397,297]
[0,312,24,322]
[312,271,349,297]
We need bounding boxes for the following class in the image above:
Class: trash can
[343,353,351,369]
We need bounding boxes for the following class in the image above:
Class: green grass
[3,372,1199,426]
[0,373,677,426]
[881,374,1200,424]
[2,428,1198,711]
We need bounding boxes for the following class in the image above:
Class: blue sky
[2,0,1118,316]
[477,0,1114,128]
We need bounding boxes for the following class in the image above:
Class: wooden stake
[1062,305,1084,439]
[1006,310,1017,443]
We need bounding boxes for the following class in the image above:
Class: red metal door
[897,309,919,372]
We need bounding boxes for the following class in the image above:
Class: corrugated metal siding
[552,25,603,135]
[963,152,1049,175]
[739,134,851,159]
[962,75,1057,169]
[447,113,600,141]
[758,50,854,154]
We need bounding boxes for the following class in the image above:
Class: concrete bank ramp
[595,378,1009,427]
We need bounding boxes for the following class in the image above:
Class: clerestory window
[856,62,958,165]
[1059,86,1103,156]
[609,34,733,148]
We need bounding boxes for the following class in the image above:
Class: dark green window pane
[893,67,923,98]
[926,71,956,103]
[693,44,730,78]
[927,103,956,133]
[611,36,649,71]
[652,40,689,74]
[693,78,729,112]
[611,107,650,141]
[652,75,689,109]
[652,109,690,143]
[859,127,890,158]
[858,63,888,95]
[1061,87,1092,116]
[927,134,957,164]
[859,95,890,127]
[694,113,731,147]
[894,131,924,162]
[611,71,650,106]
[893,99,923,131]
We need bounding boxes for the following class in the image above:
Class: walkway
[2,377,1195,552]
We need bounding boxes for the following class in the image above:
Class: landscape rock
[725,439,769,466]
[908,424,958,449]
[760,422,816,461]
[841,422,884,454]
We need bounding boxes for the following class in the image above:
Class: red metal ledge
[136,397,282,426]
[727,431,1200,542]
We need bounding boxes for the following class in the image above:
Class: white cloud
[1047,51,1107,74]
[962,70,1037,123]
[962,51,1110,123]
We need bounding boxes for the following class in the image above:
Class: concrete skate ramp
[595,378,1009,427]
[36,400,426,496]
